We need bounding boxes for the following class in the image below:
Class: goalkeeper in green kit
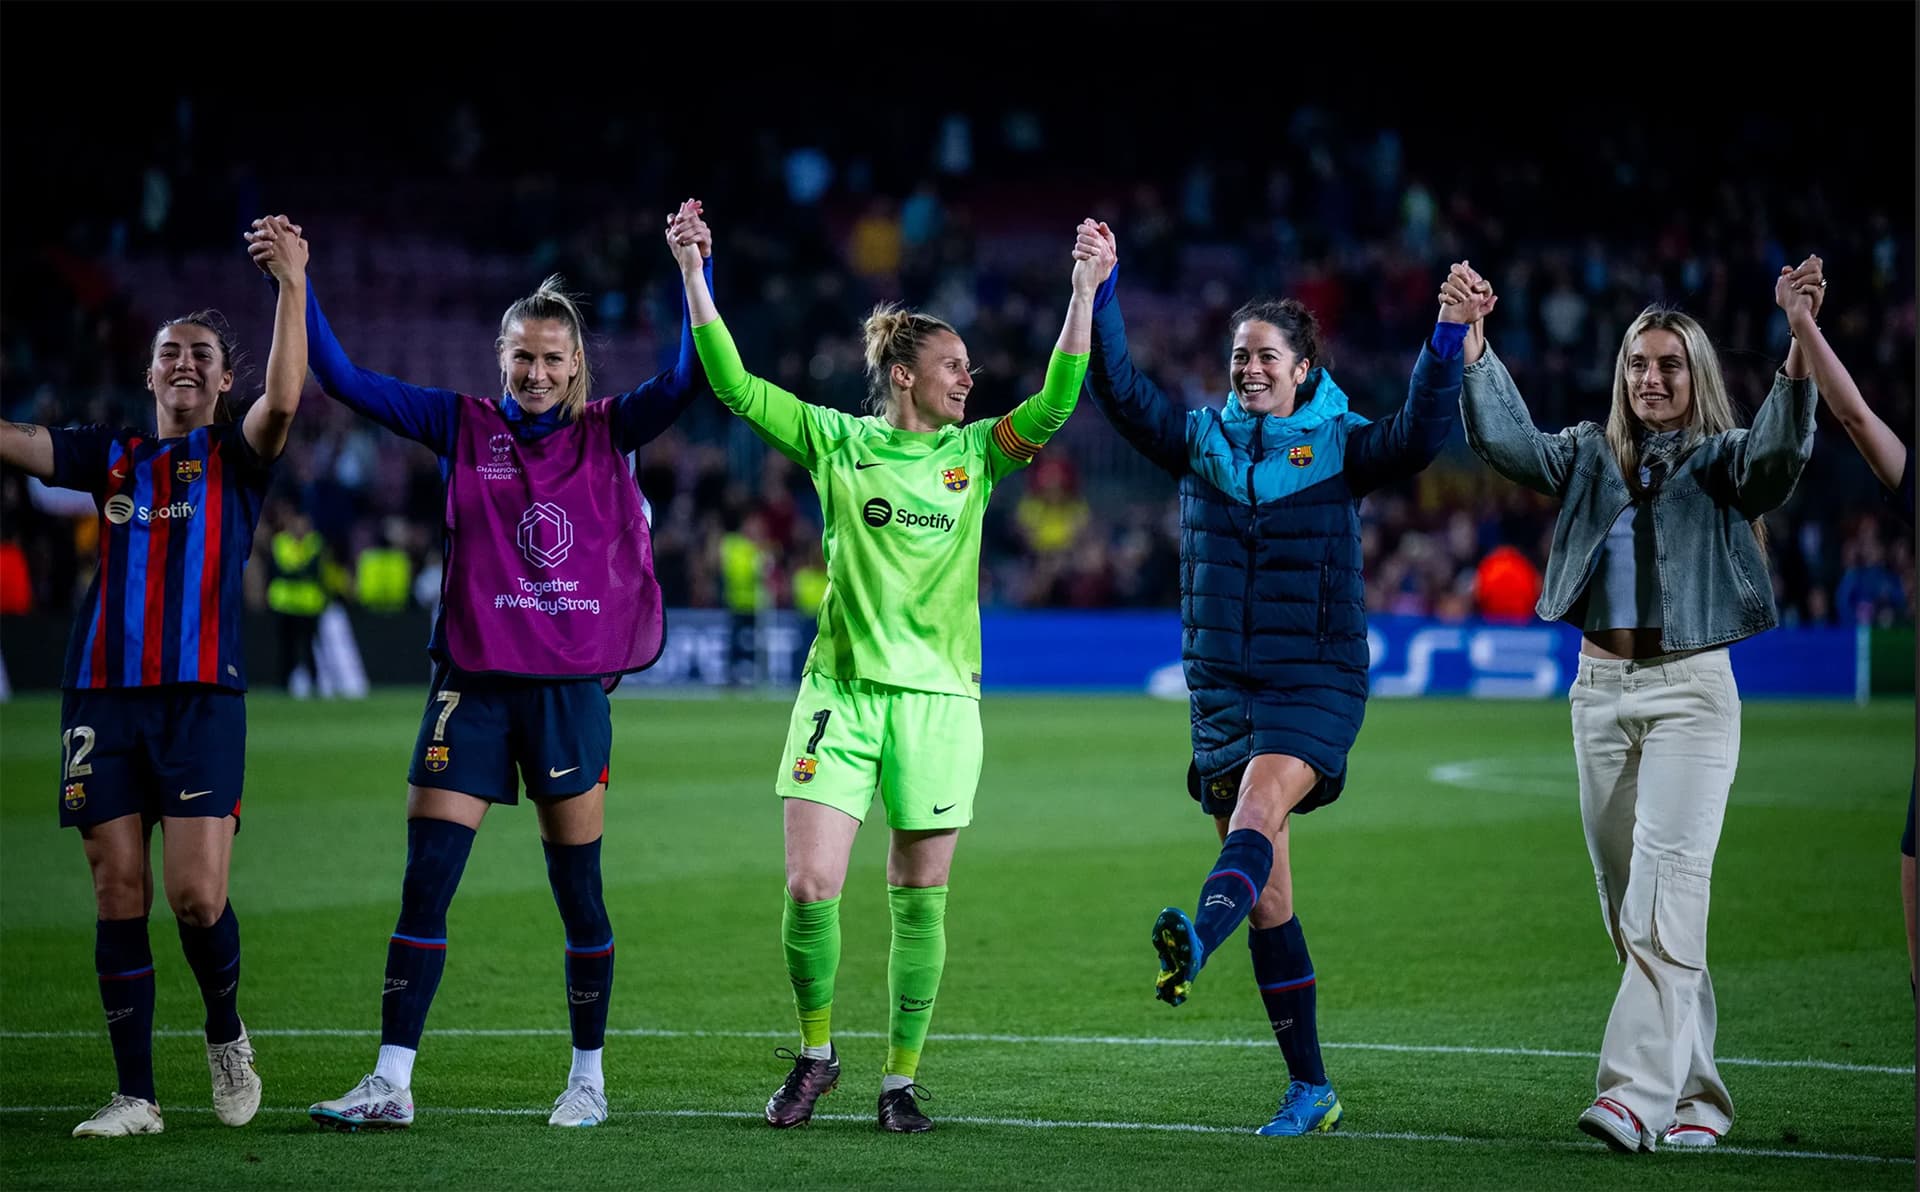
[670,201,1105,1132]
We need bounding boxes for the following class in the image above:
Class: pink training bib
[441,395,662,683]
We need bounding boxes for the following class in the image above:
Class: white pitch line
[0,1104,1908,1166]
[0,1026,1907,1076]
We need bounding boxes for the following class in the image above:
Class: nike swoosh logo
[853,460,886,469]
[549,766,580,779]
[931,803,955,815]
[900,1005,932,1013]
[179,789,212,801]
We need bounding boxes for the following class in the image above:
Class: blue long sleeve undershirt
[304,257,713,460]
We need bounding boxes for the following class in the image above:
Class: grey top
[1581,431,1680,631]
[1460,346,1816,652]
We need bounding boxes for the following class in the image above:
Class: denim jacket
[1460,346,1817,651]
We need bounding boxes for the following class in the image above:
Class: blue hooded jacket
[1086,283,1461,807]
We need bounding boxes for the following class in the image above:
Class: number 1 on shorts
[805,709,831,754]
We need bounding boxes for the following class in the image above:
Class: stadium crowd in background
[2,95,1912,636]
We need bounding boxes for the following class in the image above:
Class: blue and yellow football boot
[1255,1079,1342,1136]
[1151,907,1205,1006]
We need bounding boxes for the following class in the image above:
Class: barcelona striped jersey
[48,423,274,690]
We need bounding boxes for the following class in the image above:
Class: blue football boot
[1255,1079,1342,1136]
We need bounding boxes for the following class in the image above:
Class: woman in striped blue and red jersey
[0,216,310,1139]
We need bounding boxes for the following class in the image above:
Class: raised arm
[1782,259,1904,491]
[671,204,859,470]
[1081,224,1188,476]
[1344,265,1471,495]
[1718,266,1821,516]
[985,220,1102,474]
[605,199,716,451]
[239,215,309,462]
[1,420,55,480]
[253,223,459,455]
[1450,264,1578,497]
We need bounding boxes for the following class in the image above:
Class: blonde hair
[497,275,592,419]
[1605,305,1765,552]
[861,303,958,416]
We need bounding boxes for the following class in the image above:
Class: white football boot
[310,1073,414,1131]
[207,1024,262,1126]
[72,1094,164,1138]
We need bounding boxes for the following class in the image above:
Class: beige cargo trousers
[1570,648,1741,1145]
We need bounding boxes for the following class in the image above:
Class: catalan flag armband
[992,417,1041,464]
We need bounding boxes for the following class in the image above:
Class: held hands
[664,198,711,274]
[1071,219,1118,297]
[244,216,309,283]
[1436,261,1497,325]
[1775,254,1825,329]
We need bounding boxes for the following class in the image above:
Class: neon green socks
[884,884,948,1080]
[782,892,840,1052]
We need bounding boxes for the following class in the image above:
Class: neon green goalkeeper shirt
[692,318,1089,698]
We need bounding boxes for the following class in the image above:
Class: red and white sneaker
[1662,1123,1722,1148]
[1577,1096,1653,1152]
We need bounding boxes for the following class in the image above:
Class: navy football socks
[1250,916,1327,1085]
[1192,829,1275,961]
[176,901,242,1044]
[96,917,157,1103]
[544,837,614,1053]
[381,818,475,1050]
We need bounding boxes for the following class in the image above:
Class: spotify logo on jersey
[104,495,135,525]
[860,495,956,534]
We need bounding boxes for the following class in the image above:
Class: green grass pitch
[1,691,1912,1188]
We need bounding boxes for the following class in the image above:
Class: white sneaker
[309,1073,414,1131]
[1577,1096,1653,1152]
[1663,1123,1722,1148]
[72,1094,164,1138]
[208,1025,262,1126]
[548,1080,608,1127]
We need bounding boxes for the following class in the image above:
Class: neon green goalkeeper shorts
[773,672,983,830]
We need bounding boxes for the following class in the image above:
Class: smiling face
[1230,320,1310,416]
[146,322,234,427]
[1625,328,1694,431]
[497,317,581,416]
[895,330,975,430]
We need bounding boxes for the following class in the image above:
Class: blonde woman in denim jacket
[1447,258,1822,1153]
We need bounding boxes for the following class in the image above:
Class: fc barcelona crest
[941,466,970,492]
[174,458,204,483]
[1287,445,1313,468]
[424,745,450,773]
[62,782,86,811]
[792,757,817,784]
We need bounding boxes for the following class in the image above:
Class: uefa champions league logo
[479,433,520,480]
[516,503,574,568]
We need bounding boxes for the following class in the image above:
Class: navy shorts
[1187,756,1346,818]
[405,665,611,804]
[58,687,246,830]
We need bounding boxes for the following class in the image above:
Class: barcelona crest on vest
[792,757,817,783]
[1287,445,1313,467]
[175,458,204,483]
[941,466,970,492]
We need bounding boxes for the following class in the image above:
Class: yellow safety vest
[720,532,767,614]
[793,566,828,617]
[356,546,413,613]
[268,531,328,617]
